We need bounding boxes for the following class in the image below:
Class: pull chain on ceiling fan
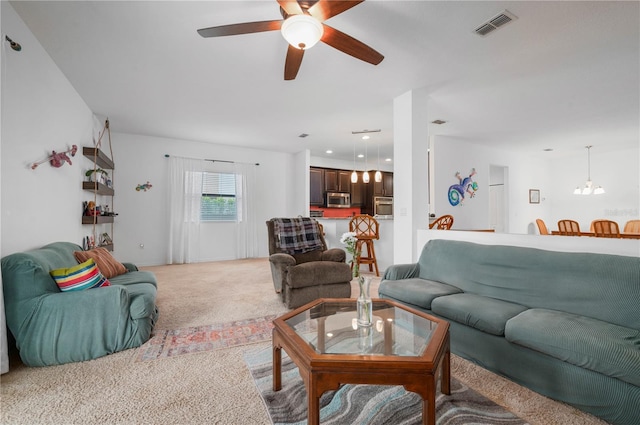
[197,0,384,80]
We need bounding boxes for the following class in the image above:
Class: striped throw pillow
[50,258,111,292]
[74,247,127,279]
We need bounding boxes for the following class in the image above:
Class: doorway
[489,165,508,233]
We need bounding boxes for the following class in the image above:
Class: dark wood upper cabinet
[324,169,338,192]
[310,167,324,206]
[324,169,351,193]
[338,171,352,193]
[373,172,393,196]
[351,173,365,206]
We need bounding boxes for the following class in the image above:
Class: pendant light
[374,139,382,183]
[362,142,370,183]
[573,145,605,195]
[351,143,358,183]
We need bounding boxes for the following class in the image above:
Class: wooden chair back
[557,220,581,236]
[349,215,380,240]
[429,215,454,230]
[535,219,549,235]
[623,220,640,234]
[592,220,621,238]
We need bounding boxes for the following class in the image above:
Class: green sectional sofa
[379,239,640,425]
[2,242,158,367]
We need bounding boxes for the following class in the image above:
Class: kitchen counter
[316,218,394,273]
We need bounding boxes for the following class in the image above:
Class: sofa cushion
[50,259,111,291]
[505,309,640,387]
[74,247,127,279]
[287,261,352,288]
[111,270,158,288]
[432,293,528,336]
[378,278,462,310]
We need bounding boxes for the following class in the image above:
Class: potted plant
[85,168,109,184]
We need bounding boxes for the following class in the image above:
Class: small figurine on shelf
[83,201,99,216]
[100,233,113,246]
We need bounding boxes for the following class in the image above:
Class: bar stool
[349,214,380,277]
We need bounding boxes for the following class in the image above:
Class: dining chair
[592,220,621,238]
[623,220,640,234]
[557,220,581,236]
[349,214,380,277]
[535,219,549,235]
[429,215,454,230]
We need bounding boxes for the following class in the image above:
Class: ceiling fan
[197,0,384,80]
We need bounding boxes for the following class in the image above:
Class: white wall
[112,132,300,265]
[1,2,95,256]
[548,147,639,232]
[432,136,553,234]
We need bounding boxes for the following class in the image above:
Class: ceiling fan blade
[308,0,364,22]
[277,0,304,17]
[321,25,384,65]
[197,20,282,38]
[284,45,305,80]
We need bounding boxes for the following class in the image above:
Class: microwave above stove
[326,192,351,208]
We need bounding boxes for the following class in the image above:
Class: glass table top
[284,300,438,356]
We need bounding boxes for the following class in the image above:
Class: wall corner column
[393,89,430,264]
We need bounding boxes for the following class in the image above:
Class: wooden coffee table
[272,298,450,425]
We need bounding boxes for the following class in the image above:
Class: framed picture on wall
[529,189,540,204]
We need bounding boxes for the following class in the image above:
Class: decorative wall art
[31,144,78,170]
[448,168,478,206]
[529,189,540,204]
[136,181,153,192]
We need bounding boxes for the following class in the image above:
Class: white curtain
[235,162,259,258]
[168,157,206,264]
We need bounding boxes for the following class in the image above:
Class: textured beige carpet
[1,258,606,425]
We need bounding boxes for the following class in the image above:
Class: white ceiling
[10,1,640,162]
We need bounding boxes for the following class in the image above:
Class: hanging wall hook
[5,35,22,52]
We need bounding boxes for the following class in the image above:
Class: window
[201,172,237,221]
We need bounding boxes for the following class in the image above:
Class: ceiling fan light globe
[573,187,582,195]
[281,15,323,50]
[593,186,605,195]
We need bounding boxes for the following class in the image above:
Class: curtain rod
[164,154,259,166]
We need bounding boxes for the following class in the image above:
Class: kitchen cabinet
[310,167,324,206]
[324,169,352,193]
[350,173,365,207]
[373,172,393,196]
[324,169,338,192]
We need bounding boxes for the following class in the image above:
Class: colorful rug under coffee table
[136,315,278,362]
[244,347,528,425]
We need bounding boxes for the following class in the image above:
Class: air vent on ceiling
[474,10,518,37]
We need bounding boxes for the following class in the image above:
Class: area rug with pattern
[136,314,277,362]
[244,347,528,425]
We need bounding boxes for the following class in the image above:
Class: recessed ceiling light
[298,133,309,138]
[357,154,364,158]
[385,158,392,162]
[543,148,554,152]
[326,150,333,154]
[362,135,370,140]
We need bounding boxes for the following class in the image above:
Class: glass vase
[356,276,373,327]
